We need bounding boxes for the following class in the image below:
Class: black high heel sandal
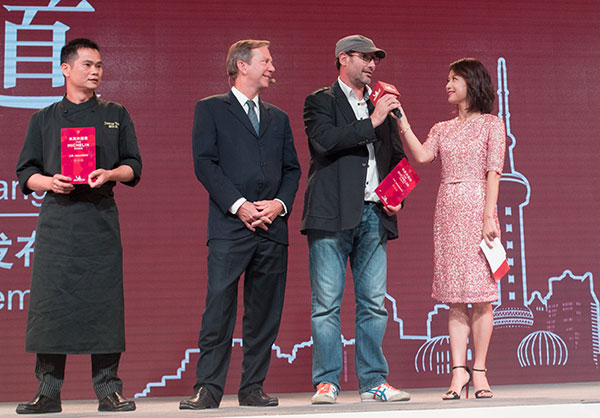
[442,365,472,400]
[472,368,493,399]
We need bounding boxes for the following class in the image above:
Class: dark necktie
[246,100,259,134]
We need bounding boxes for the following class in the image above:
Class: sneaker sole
[311,396,336,404]
[388,394,411,401]
[360,394,410,402]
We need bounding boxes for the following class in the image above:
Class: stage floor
[1,382,598,417]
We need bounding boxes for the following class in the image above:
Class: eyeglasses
[349,53,380,65]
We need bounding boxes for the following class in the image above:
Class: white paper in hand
[479,237,509,282]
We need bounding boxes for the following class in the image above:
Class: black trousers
[35,353,122,400]
[194,235,287,403]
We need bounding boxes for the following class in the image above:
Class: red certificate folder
[375,158,420,206]
[61,127,96,184]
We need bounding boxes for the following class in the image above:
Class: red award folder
[375,158,420,206]
[61,127,96,184]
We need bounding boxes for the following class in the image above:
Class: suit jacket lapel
[226,90,259,137]
[366,95,385,155]
[258,99,271,138]
[366,97,374,114]
[332,81,358,124]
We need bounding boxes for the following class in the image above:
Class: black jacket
[300,81,406,239]
[192,90,301,245]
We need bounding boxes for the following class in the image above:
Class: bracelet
[400,125,412,135]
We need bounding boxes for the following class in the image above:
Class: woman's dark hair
[449,58,495,114]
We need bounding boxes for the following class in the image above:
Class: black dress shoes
[179,386,219,410]
[97,392,136,412]
[238,388,278,407]
[16,394,61,414]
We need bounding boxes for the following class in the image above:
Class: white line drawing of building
[527,270,600,368]
[493,57,534,328]
[517,330,568,366]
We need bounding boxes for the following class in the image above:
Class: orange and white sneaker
[311,383,338,404]
[360,383,410,402]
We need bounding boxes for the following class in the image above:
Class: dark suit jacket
[193,90,301,245]
[300,81,406,239]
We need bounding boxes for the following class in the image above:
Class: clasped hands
[237,200,283,232]
[48,169,113,194]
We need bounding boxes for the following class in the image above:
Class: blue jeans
[307,203,389,393]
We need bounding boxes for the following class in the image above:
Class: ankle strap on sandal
[472,368,487,372]
[452,365,468,370]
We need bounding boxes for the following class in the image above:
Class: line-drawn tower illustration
[527,271,600,368]
[493,58,534,328]
[414,305,454,375]
[517,330,568,367]
[546,273,595,365]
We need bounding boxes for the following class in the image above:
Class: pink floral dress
[423,114,506,303]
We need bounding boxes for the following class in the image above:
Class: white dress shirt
[337,78,380,203]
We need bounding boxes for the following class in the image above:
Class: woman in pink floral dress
[396,58,505,400]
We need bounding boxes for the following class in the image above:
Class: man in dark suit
[301,34,410,404]
[180,39,301,410]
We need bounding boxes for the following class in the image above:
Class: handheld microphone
[370,81,402,118]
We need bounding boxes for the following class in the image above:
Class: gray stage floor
[1,382,599,417]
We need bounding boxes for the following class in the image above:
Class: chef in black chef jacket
[15,38,142,414]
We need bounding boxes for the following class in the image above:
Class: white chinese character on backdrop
[1,0,94,109]
[0,232,13,269]
[16,230,35,267]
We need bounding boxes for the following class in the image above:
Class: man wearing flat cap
[301,34,409,404]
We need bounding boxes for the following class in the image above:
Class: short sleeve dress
[423,114,505,303]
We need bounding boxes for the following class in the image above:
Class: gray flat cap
[335,34,386,59]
